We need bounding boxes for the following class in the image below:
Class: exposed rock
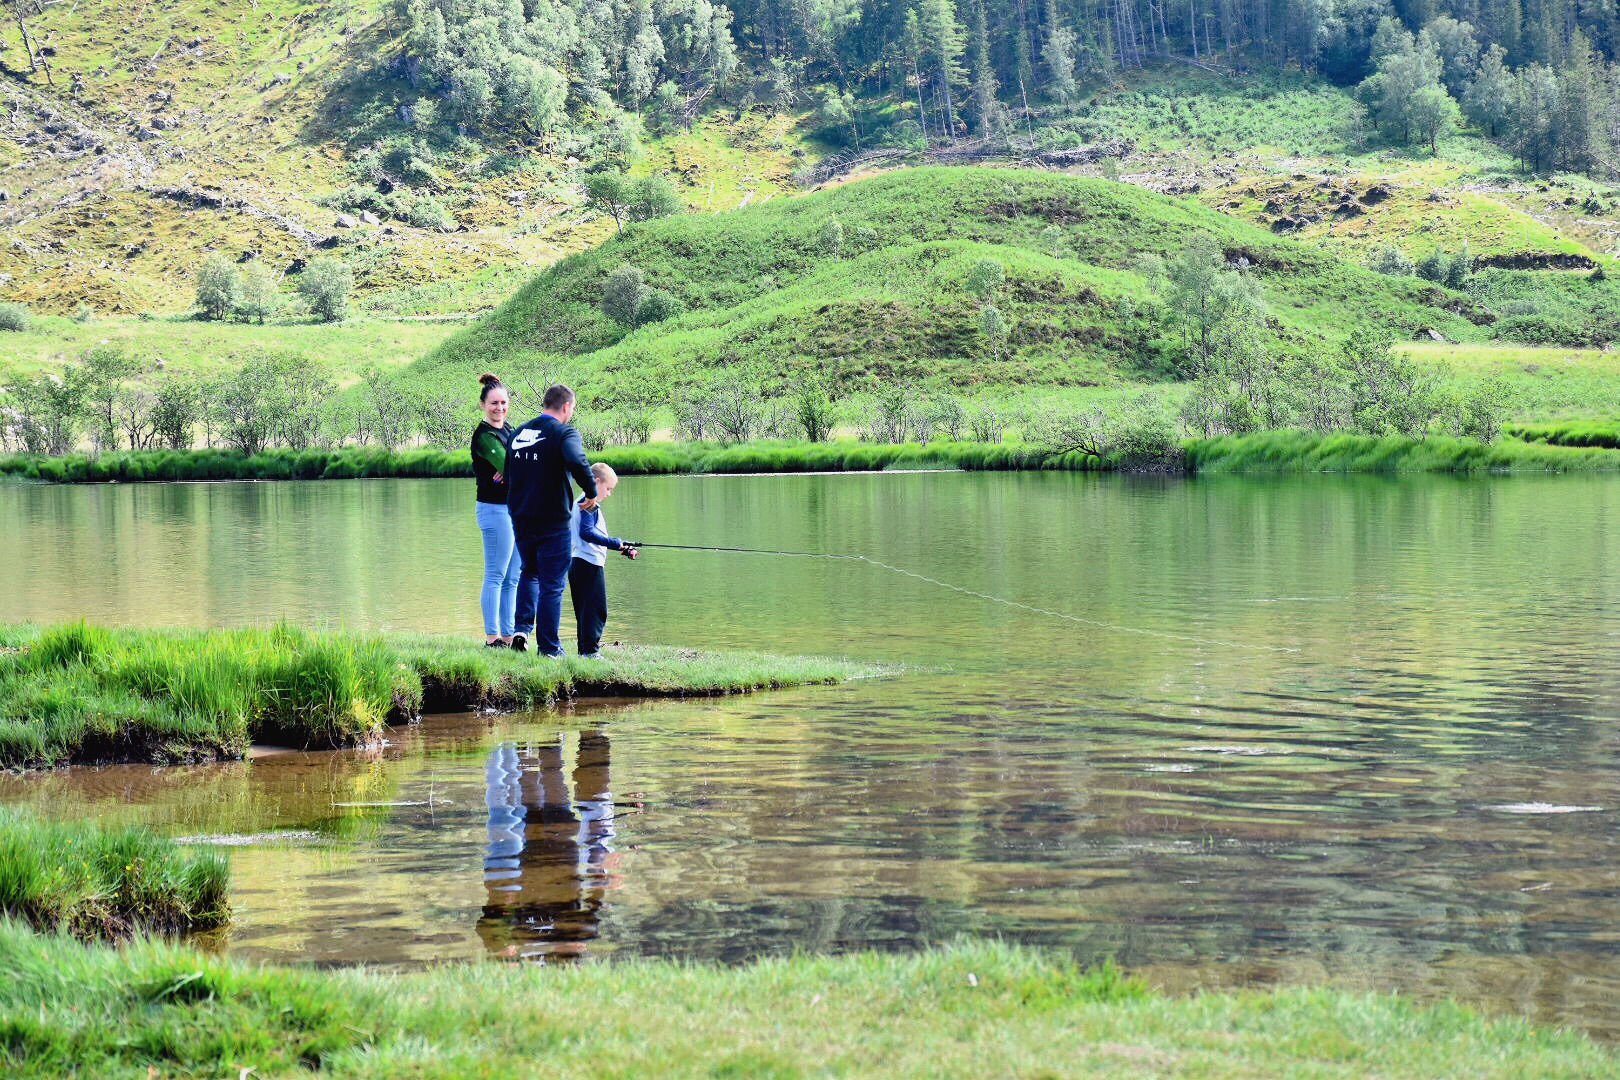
[376,177,395,195]
[286,257,308,274]
[0,190,9,202]
[334,213,359,228]
[1416,328,1448,342]
[359,210,381,226]
[317,235,342,249]
[1331,200,1363,217]
[1362,184,1393,204]
[1262,198,1286,214]
[135,127,161,141]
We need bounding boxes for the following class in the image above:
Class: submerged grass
[1,924,1612,1078]
[0,810,228,939]
[0,623,871,770]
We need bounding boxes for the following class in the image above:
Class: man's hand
[579,496,599,511]
[621,544,638,560]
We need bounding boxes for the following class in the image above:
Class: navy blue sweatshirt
[504,413,598,535]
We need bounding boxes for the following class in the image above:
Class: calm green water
[4,472,1620,1033]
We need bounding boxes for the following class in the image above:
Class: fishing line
[626,542,1301,654]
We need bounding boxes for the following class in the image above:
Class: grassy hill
[405,167,1490,405]
[0,0,813,318]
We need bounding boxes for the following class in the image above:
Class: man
[505,384,597,657]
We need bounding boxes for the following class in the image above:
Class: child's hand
[621,545,638,560]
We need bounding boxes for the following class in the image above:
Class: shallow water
[4,471,1620,1034]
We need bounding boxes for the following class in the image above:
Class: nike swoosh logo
[511,430,543,450]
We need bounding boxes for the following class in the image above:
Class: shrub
[195,254,240,321]
[0,301,31,332]
[634,287,678,326]
[1366,244,1414,276]
[234,260,282,325]
[297,258,353,323]
[602,265,647,326]
[1492,314,1592,347]
[794,382,837,442]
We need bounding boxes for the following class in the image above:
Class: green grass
[0,810,228,940]
[0,622,872,769]
[1,925,1613,1078]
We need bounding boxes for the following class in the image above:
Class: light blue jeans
[476,501,522,637]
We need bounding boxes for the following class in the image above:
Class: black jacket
[505,413,597,534]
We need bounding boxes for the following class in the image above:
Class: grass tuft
[0,809,228,939]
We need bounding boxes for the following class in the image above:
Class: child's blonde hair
[591,462,618,483]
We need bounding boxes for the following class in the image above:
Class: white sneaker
[579,652,602,660]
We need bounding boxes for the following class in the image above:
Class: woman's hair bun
[478,372,501,386]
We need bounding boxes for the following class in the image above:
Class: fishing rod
[618,540,1300,654]
[622,541,859,559]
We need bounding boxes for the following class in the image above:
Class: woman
[472,372,521,647]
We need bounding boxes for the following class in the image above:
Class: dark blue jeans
[513,527,573,657]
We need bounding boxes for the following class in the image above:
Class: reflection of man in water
[478,731,617,961]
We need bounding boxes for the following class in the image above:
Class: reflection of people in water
[478,730,618,961]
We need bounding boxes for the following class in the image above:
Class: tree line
[383,0,1620,177]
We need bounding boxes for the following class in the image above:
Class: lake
[3,470,1619,1034]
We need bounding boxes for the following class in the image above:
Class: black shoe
[510,634,527,653]
[485,639,508,649]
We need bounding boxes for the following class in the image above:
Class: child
[569,463,637,659]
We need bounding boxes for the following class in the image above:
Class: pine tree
[1463,44,1515,135]
[1041,0,1079,103]
[916,0,968,141]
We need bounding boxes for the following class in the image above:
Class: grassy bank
[9,430,1620,486]
[1,926,1613,1078]
[1186,430,1620,473]
[0,809,228,940]
[1507,420,1620,448]
[0,622,869,770]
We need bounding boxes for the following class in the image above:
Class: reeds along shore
[0,622,870,770]
[5,431,1620,486]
